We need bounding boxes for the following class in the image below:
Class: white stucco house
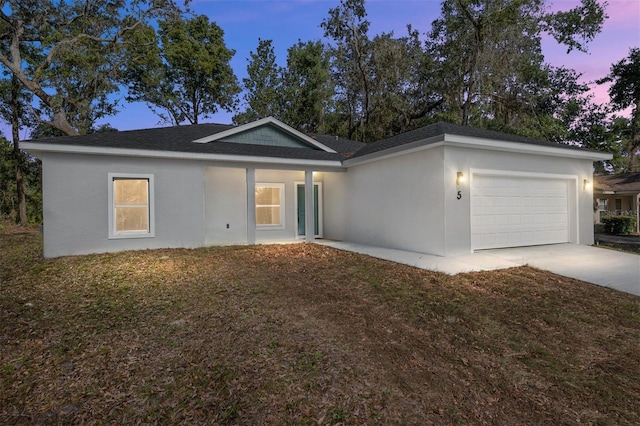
[22,117,611,258]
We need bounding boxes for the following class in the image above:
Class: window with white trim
[255,183,284,228]
[108,173,154,238]
[598,199,607,211]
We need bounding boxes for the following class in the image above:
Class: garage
[471,174,570,250]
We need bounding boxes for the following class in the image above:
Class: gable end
[191,116,337,153]
[218,125,312,149]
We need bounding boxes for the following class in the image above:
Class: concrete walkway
[317,241,640,296]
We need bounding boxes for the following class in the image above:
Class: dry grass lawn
[1,228,639,425]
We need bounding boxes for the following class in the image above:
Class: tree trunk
[11,75,27,226]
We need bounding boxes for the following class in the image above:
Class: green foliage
[0,138,41,224]
[425,0,605,141]
[0,0,183,135]
[598,48,640,171]
[233,39,283,125]
[601,216,637,235]
[227,0,597,143]
[543,0,607,53]
[570,109,631,173]
[280,40,333,133]
[599,48,640,111]
[321,0,372,141]
[126,15,241,125]
[314,0,445,141]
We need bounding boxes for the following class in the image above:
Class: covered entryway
[471,174,570,250]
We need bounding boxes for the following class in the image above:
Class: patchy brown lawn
[1,230,639,425]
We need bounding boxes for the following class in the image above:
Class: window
[598,199,607,211]
[108,173,154,238]
[255,183,284,228]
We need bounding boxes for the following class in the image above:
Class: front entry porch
[204,167,330,246]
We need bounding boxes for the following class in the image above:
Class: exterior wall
[594,193,640,231]
[203,166,330,244]
[339,147,447,255]
[322,172,349,241]
[204,167,248,245]
[254,169,323,243]
[443,145,595,255]
[36,141,601,258]
[337,145,597,257]
[40,153,206,258]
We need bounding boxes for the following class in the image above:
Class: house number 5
[457,190,462,200]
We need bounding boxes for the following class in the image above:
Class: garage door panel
[472,175,569,250]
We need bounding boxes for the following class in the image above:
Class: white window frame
[255,183,285,230]
[108,173,155,239]
[598,199,607,212]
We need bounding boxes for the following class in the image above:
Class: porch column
[304,170,315,243]
[246,168,256,244]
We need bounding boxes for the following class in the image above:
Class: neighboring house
[594,173,640,232]
[22,117,611,258]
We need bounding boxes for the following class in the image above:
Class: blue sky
[13,0,640,138]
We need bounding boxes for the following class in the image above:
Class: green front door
[297,183,319,237]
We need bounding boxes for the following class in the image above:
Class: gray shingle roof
[27,123,358,161]
[595,173,640,192]
[27,120,602,162]
[351,121,599,159]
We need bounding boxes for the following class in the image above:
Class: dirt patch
[2,231,639,424]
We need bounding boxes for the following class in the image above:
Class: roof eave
[595,189,640,195]
[21,142,345,171]
[344,133,612,166]
[444,134,613,161]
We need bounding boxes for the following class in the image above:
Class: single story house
[594,172,640,232]
[22,117,611,258]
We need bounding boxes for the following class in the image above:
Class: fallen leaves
[1,230,639,424]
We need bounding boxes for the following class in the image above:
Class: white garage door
[471,175,569,250]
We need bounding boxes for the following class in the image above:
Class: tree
[426,0,606,137]
[598,48,640,171]
[320,0,442,142]
[569,104,630,173]
[365,28,442,139]
[0,72,35,225]
[280,40,333,133]
[0,0,181,136]
[321,0,372,141]
[233,38,283,125]
[127,15,240,126]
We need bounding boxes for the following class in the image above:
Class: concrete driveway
[318,241,640,296]
[480,244,640,296]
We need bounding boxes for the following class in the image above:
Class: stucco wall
[203,167,328,244]
[443,145,596,255]
[322,172,348,241]
[339,147,447,255]
[254,169,320,243]
[204,167,248,245]
[40,153,206,258]
[334,144,597,257]
[37,143,599,258]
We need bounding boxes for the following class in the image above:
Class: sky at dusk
[17,0,640,137]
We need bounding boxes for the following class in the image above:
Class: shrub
[601,216,637,235]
